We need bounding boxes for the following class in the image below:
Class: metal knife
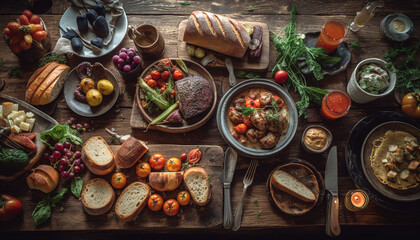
[223,147,238,229]
[325,146,341,237]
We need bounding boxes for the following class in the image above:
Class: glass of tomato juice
[316,20,347,54]
[321,90,351,120]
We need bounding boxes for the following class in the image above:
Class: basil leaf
[41,124,83,149]
[51,188,68,207]
[71,177,83,199]
[32,195,52,226]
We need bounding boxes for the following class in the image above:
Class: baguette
[183,11,251,59]
[271,169,316,203]
[114,137,149,169]
[81,178,115,216]
[115,182,151,222]
[148,171,183,192]
[82,136,115,175]
[183,167,211,206]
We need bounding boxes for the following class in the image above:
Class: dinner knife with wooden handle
[325,146,341,237]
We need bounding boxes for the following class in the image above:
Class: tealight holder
[344,189,369,211]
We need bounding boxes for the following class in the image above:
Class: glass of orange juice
[316,20,347,54]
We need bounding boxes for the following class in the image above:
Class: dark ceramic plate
[216,79,298,159]
[64,63,120,117]
[301,31,351,76]
[266,159,325,216]
[345,111,420,211]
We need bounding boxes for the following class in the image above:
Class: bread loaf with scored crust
[183,11,251,58]
[114,136,148,169]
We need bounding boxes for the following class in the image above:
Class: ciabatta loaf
[183,11,251,59]
[81,178,115,216]
[115,182,151,222]
[114,137,148,168]
[271,169,316,203]
[25,62,69,106]
[183,167,211,206]
[82,136,115,175]
[148,171,183,192]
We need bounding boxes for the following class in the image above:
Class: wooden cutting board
[0,144,223,231]
[177,20,270,72]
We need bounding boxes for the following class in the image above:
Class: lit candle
[344,189,369,211]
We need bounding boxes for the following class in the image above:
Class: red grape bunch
[44,141,85,180]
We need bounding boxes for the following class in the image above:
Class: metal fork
[232,159,258,231]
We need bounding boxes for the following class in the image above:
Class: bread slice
[271,169,316,203]
[38,65,69,105]
[81,178,115,215]
[27,63,48,87]
[183,167,211,206]
[25,62,59,103]
[115,136,149,168]
[82,136,115,175]
[115,182,151,222]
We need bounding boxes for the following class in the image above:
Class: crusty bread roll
[271,169,316,203]
[148,171,183,192]
[184,167,211,206]
[82,136,115,175]
[114,137,148,169]
[25,62,70,106]
[115,182,151,222]
[81,178,115,216]
[26,165,59,193]
[183,11,251,58]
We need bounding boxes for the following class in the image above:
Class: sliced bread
[114,136,149,168]
[183,167,211,206]
[271,169,316,203]
[82,136,115,175]
[115,182,151,222]
[81,178,115,215]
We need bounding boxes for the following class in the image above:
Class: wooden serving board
[0,94,58,182]
[177,20,270,72]
[0,144,223,231]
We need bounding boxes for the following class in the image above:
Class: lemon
[97,79,114,95]
[80,78,95,93]
[86,89,103,107]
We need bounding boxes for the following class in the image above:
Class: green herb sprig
[32,188,68,226]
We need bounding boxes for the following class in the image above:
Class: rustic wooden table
[1,0,420,239]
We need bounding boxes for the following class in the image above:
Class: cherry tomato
[148,194,164,211]
[170,89,176,97]
[163,199,180,216]
[402,93,420,118]
[161,70,170,80]
[177,191,191,206]
[157,78,167,88]
[19,15,30,25]
[111,172,127,189]
[173,69,183,80]
[3,27,14,37]
[6,22,21,35]
[274,70,288,84]
[27,24,37,33]
[24,34,32,44]
[188,149,201,164]
[144,74,152,81]
[31,30,47,41]
[147,79,157,88]
[22,10,33,19]
[9,34,23,46]
[19,39,31,50]
[149,153,166,170]
[272,95,284,108]
[10,43,21,54]
[233,123,247,134]
[34,24,43,31]
[245,98,261,108]
[160,86,166,94]
[242,116,253,128]
[180,153,187,162]
[136,162,151,178]
[151,70,161,80]
[166,157,181,172]
[0,194,22,221]
[29,15,41,24]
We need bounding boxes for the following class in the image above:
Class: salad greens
[270,6,339,118]
[32,188,68,226]
[40,124,83,149]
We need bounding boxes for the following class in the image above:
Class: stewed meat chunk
[250,110,267,130]
[228,107,243,125]
[259,132,277,149]
[260,92,273,106]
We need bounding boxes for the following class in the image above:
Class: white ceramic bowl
[346,58,396,104]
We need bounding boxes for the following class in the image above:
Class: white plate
[59,6,127,58]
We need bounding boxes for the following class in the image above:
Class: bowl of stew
[216,79,298,159]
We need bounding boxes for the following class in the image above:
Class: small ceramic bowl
[301,125,332,154]
[380,13,414,42]
[112,50,143,81]
[346,58,396,104]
